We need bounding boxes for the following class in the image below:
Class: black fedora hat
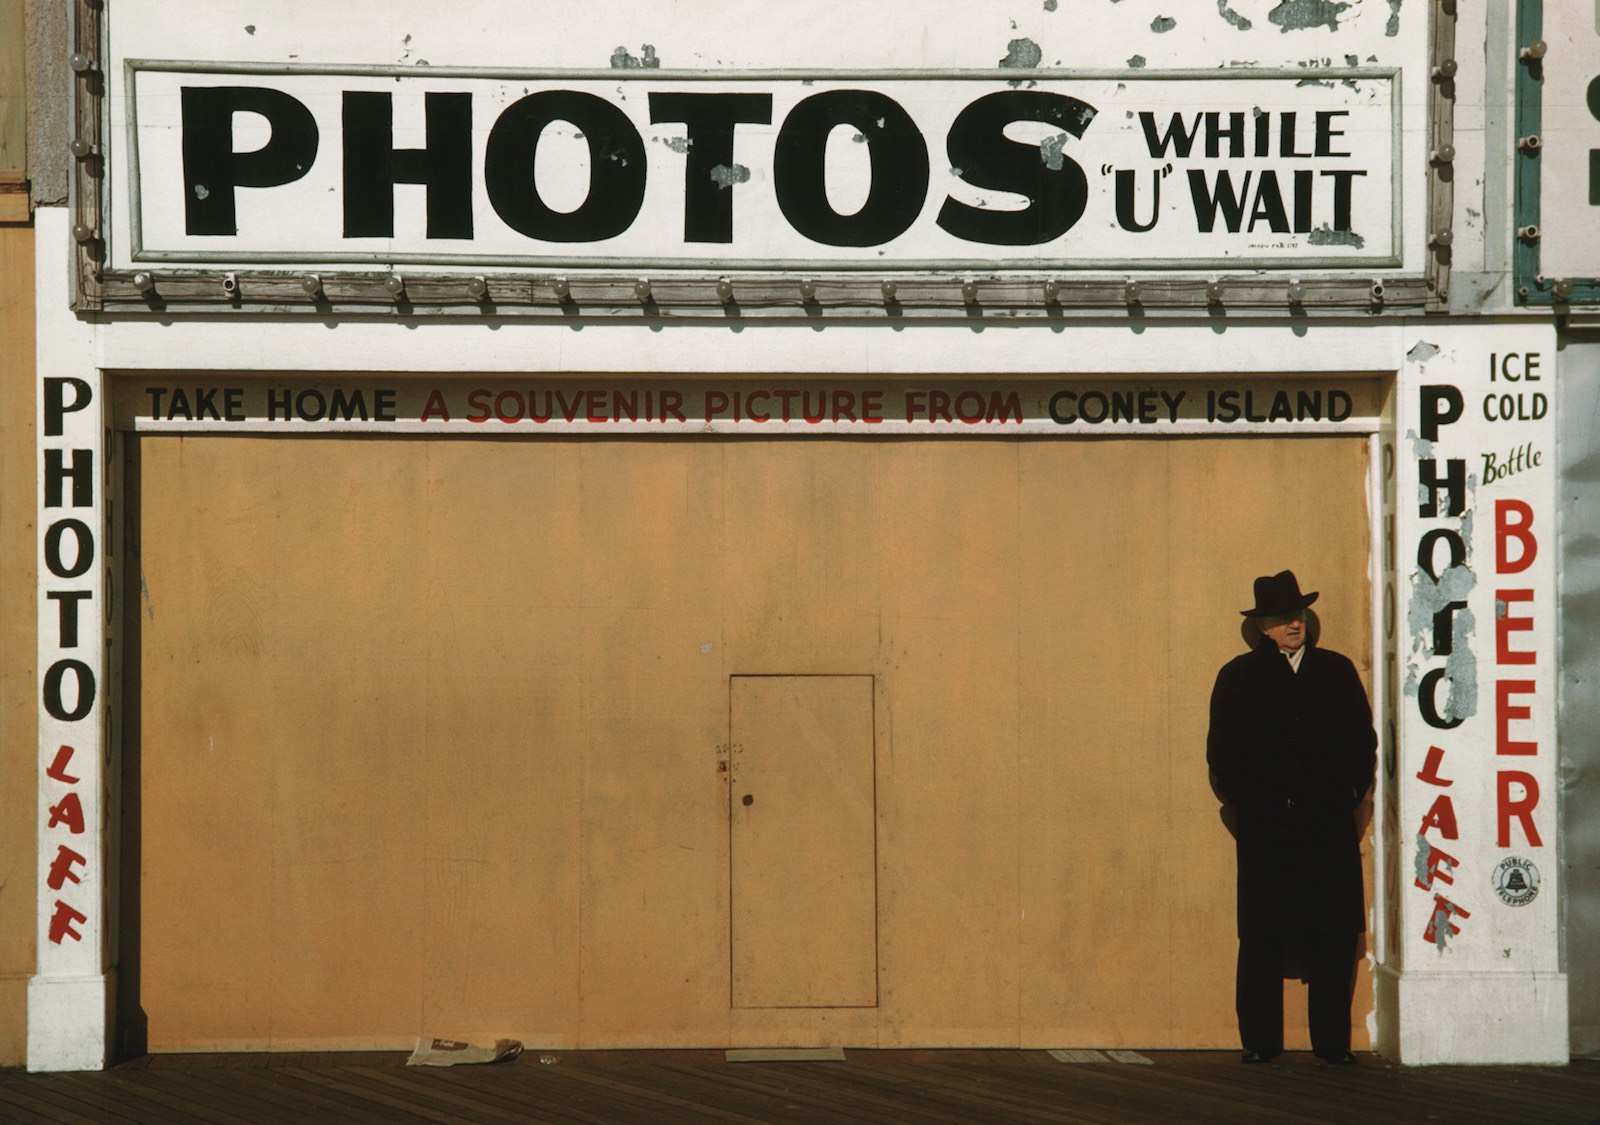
[1240,570,1319,618]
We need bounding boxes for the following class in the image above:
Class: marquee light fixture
[131,272,155,294]
[91,269,1436,313]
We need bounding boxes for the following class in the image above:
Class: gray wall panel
[1561,332,1600,1057]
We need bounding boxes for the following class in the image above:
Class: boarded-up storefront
[21,0,1571,1073]
[125,412,1374,1050]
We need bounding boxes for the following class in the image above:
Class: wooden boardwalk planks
[3,1050,1599,1124]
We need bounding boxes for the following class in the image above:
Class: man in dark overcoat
[1206,570,1376,1065]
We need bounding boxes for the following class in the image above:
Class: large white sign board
[96,0,1429,280]
[1534,4,1600,280]
[119,67,1399,271]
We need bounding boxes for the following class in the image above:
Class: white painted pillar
[29,208,114,1071]
[1377,323,1566,1065]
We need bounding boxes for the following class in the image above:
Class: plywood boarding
[0,0,25,181]
[131,432,1372,1051]
[0,221,36,1066]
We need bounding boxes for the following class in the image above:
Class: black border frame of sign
[65,0,1456,317]
[1513,0,1598,308]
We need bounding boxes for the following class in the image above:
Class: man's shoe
[1241,1050,1279,1064]
[1316,1051,1357,1066]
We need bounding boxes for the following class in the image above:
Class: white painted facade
[23,0,1584,1069]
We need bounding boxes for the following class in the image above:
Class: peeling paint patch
[1405,464,1479,726]
[1297,78,1335,88]
[661,137,692,155]
[1127,55,1148,69]
[1044,0,1058,9]
[1307,223,1365,249]
[610,44,661,69]
[1414,833,1456,890]
[1386,0,1402,37]
[710,164,750,189]
[1000,38,1043,72]
[1431,898,1465,951]
[1345,54,1360,67]
[1151,16,1177,33]
[1406,341,1439,364]
[1039,133,1070,170]
[1267,0,1351,34]
[244,24,256,35]
[1217,2,1253,30]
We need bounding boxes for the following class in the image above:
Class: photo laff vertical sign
[31,372,111,1072]
[1394,324,1565,1063]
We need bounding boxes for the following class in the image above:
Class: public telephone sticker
[1492,856,1540,907]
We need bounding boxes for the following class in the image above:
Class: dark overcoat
[1206,639,1376,938]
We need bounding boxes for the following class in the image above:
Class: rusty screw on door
[742,794,754,806]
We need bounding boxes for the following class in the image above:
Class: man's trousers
[1236,930,1359,1059]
